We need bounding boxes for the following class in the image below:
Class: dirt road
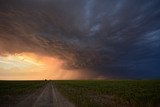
[16,82,75,107]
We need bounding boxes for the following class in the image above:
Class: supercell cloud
[0,0,160,79]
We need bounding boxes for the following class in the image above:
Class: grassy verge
[54,80,160,107]
[0,81,46,106]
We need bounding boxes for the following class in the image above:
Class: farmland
[55,80,160,107]
[0,81,46,106]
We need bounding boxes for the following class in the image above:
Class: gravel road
[16,82,75,107]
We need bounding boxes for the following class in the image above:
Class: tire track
[16,81,75,107]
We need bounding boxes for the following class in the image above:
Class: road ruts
[16,82,75,107]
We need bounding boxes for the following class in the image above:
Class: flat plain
[0,80,160,107]
[0,81,45,106]
[55,80,160,107]
[0,81,74,107]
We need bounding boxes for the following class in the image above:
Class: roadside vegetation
[0,81,46,106]
[55,80,160,107]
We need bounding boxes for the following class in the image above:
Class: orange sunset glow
[0,52,93,80]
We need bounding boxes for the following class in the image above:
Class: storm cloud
[0,0,160,79]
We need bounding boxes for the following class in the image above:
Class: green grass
[0,81,46,105]
[54,80,160,107]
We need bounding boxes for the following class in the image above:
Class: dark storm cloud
[0,0,160,79]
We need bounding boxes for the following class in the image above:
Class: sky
[0,0,160,80]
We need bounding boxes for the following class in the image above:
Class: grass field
[0,81,46,106]
[55,80,160,107]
